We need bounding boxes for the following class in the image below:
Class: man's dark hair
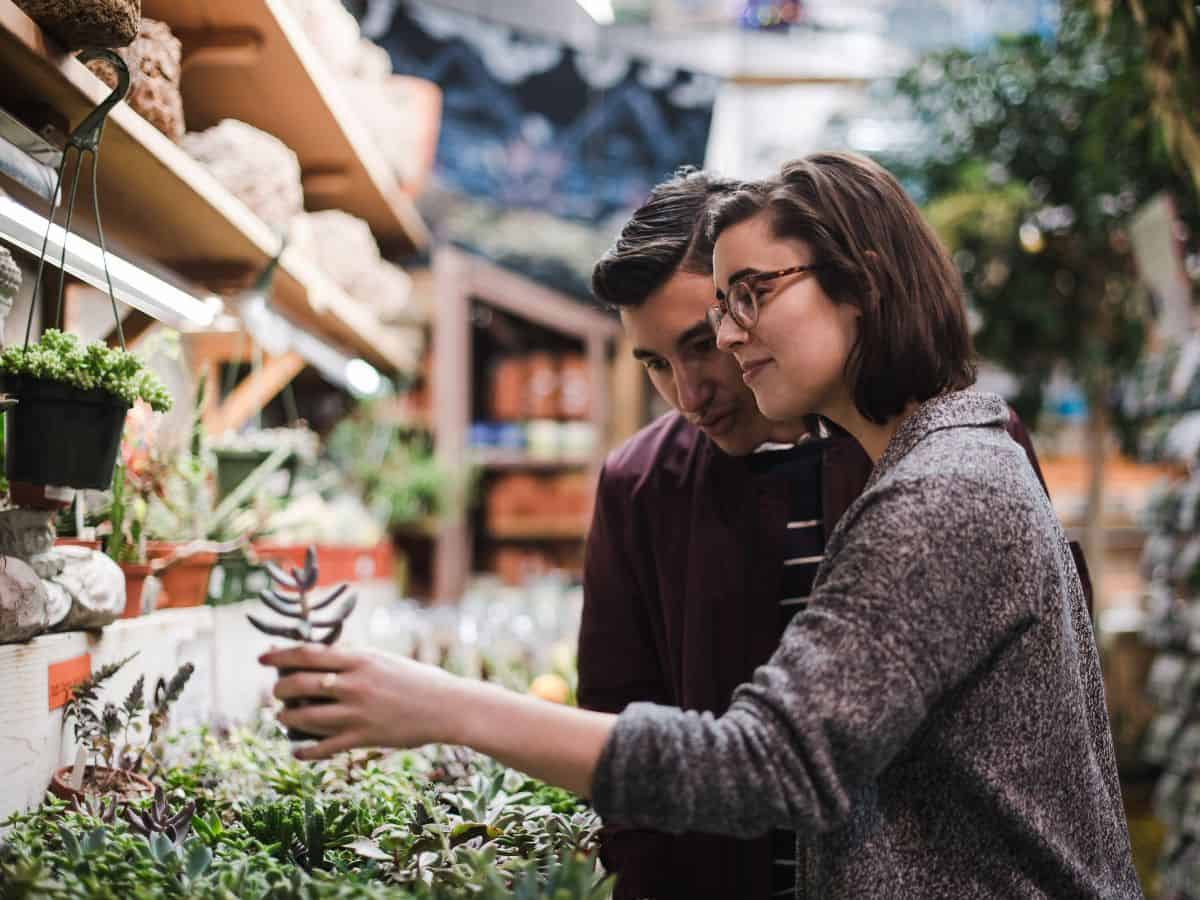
[708,152,976,425]
[592,167,739,310]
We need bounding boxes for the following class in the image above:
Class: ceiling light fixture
[576,0,615,25]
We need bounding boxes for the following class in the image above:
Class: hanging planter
[0,334,170,491]
[1,375,129,489]
[0,53,170,497]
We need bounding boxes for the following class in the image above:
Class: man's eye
[691,338,716,355]
[642,358,668,372]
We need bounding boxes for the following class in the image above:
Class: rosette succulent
[0,329,172,411]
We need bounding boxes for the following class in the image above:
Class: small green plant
[62,653,195,783]
[0,329,171,411]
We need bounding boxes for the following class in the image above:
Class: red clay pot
[147,543,216,608]
[48,765,154,804]
[118,563,161,618]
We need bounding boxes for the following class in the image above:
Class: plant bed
[2,722,608,899]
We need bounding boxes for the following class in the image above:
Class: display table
[0,578,396,823]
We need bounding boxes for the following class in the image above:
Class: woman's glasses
[706,264,826,334]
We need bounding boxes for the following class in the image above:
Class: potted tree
[50,652,193,804]
[0,330,171,500]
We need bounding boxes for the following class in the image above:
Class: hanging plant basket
[1,376,129,489]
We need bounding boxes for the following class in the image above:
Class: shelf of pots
[0,0,416,373]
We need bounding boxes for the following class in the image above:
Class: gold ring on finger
[320,672,338,694]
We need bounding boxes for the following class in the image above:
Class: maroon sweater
[577,410,1090,900]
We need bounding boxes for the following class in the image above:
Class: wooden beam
[203,350,304,436]
[105,309,156,348]
[183,331,253,368]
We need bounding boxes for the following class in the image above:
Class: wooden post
[203,350,305,436]
[431,249,472,605]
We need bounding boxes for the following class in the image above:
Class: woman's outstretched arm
[260,643,616,796]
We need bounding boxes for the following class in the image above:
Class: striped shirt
[747,439,827,897]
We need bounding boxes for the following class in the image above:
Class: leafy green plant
[0,329,171,411]
[326,411,453,529]
[62,653,195,782]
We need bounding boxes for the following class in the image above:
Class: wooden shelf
[142,0,428,254]
[0,0,412,370]
[469,450,593,470]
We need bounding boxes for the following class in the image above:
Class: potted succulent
[211,426,317,503]
[51,652,193,804]
[246,547,357,740]
[0,330,171,498]
[143,381,294,608]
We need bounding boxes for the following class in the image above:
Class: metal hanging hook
[24,50,131,351]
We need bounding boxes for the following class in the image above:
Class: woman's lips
[740,358,772,384]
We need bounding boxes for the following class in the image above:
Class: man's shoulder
[601,412,710,493]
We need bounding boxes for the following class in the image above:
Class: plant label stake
[246,546,357,741]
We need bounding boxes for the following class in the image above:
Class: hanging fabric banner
[373,2,720,223]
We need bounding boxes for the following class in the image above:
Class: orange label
[48,654,92,711]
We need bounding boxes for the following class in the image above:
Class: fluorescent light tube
[237,294,385,398]
[0,196,216,330]
[577,0,615,24]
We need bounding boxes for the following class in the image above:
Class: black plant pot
[1,376,129,490]
[279,667,334,742]
[214,448,297,503]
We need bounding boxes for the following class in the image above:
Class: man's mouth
[697,410,734,433]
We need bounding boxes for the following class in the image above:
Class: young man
[576,168,1090,900]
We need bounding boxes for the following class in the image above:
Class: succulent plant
[124,787,196,847]
[246,546,357,645]
[247,547,357,740]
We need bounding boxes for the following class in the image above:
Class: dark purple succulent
[246,546,357,644]
[246,546,357,741]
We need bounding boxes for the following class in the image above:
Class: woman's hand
[259,644,467,760]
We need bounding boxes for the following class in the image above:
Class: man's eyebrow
[631,347,660,362]
[675,320,714,350]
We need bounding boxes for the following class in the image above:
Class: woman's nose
[715,314,749,352]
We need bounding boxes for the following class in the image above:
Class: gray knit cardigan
[590,391,1141,899]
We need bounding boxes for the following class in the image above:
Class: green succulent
[0,329,172,412]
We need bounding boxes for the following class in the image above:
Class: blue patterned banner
[372,3,720,223]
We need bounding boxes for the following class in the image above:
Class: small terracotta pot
[118,563,160,618]
[147,543,216,608]
[48,765,154,805]
[9,481,74,510]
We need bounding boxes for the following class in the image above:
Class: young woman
[262,153,1140,898]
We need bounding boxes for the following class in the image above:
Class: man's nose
[716,314,748,352]
[675,368,713,414]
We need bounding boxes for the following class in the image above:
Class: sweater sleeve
[590,469,1046,839]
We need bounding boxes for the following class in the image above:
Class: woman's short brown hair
[707,152,976,424]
